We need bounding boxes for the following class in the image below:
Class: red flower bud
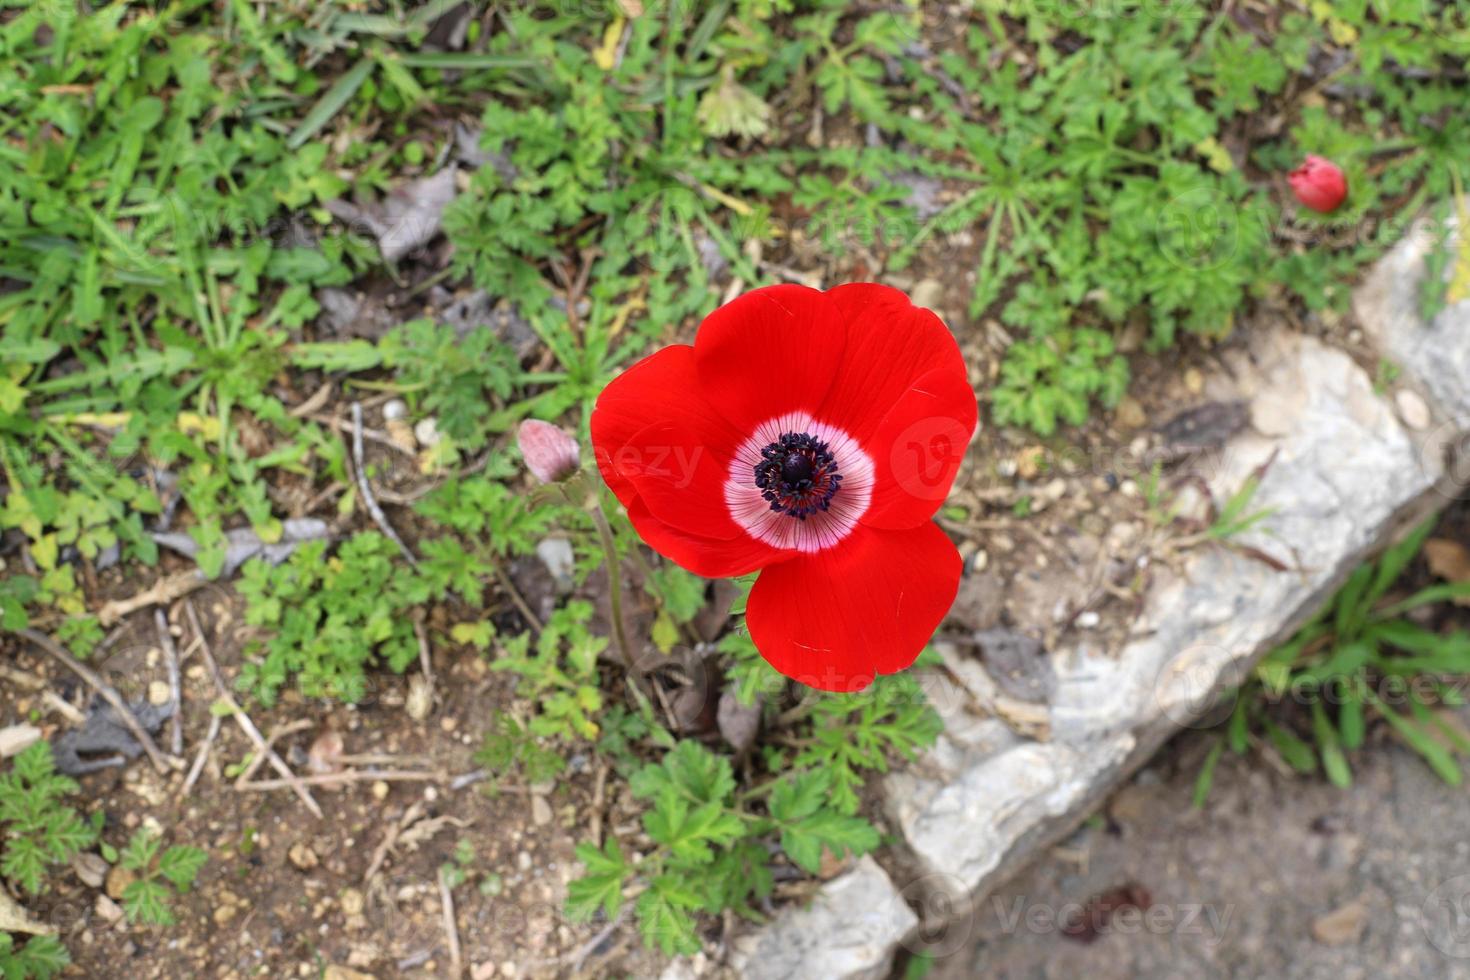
[1288,155,1347,213]
[517,419,580,484]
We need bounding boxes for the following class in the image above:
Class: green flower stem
[590,494,639,679]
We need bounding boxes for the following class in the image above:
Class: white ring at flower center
[724,412,874,553]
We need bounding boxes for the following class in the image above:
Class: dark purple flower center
[753,432,842,520]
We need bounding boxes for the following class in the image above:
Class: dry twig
[234,719,314,786]
[179,715,222,799]
[438,866,464,980]
[98,570,206,626]
[237,768,441,792]
[185,600,324,818]
[351,401,419,568]
[154,609,184,756]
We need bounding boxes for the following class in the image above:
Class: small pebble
[339,888,365,917]
[1395,389,1430,430]
[414,417,442,448]
[288,842,319,871]
[147,680,172,706]
[72,852,109,888]
[105,865,136,900]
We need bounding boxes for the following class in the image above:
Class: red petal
[591,345,744,508]
[694,284,847,433]
[817,283,968,442]
[626,498,784,579]
[615,419,745,539]
[745,522,961,692]
[862,366,977,530]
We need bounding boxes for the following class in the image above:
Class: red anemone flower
[1287,155,1347,213]
[591,284,978,692]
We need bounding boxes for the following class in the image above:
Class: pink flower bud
[1288,155,1347,213]
[517,419,581,484]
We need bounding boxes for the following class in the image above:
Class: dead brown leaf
[1424,538,1470,607]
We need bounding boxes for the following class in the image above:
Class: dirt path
[926,722,1470,979]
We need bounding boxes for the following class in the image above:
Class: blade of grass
[396,53,539,70]
[287,57,375,150]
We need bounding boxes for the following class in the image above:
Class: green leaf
[287,58,374,150]
[1311,702,1352,788]
[2,934,69,980]
[777,807,879,875]
[643,797,744,866]
[1366,516,1437,608]
[630,741,736,809]
[157,845,207,891]
[636,876,702,956]
[1262,719,1317,774]
[1339,683,1366,750]
[566,838,629,921]
[0,837,47,896]
[121,878,174,926]
[1333,563,1374,639]
[647,566,706,624]
[1378,701,1462,786]
[1192,738,1225,809]
[118,829,162,872]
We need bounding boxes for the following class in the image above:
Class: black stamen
[753,432,841,520]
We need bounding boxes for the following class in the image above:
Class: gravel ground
[926,722,1470,980]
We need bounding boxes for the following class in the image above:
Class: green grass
[1195,516,1470,806]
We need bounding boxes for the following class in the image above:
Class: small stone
[289,842,319,871]
[1016,446,1044,481]
[413,417,441,448]
[0,724,41,758]
[1114,396,1146,430]
[385,418,417,453]
[308,730,345,775]
[340,888,366,917]
[531,794,552,826]
[405,675,433,722]
[72,852,109,888]
[1312,899,1368,946]
[105,865,136,900]
[717,690,761,753]
[323,968,377,980]
[214,904,238,926]
[147,681,172,706]
[1075,611,1101,629]
[535,538,576,591]
[382,399,408,422]
[1184,367,1204,394]
[1395,389,1430,430]
[94,894,124,924]
[910,278,943,313]
[517,852,532,872]
[371,781,389,801]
